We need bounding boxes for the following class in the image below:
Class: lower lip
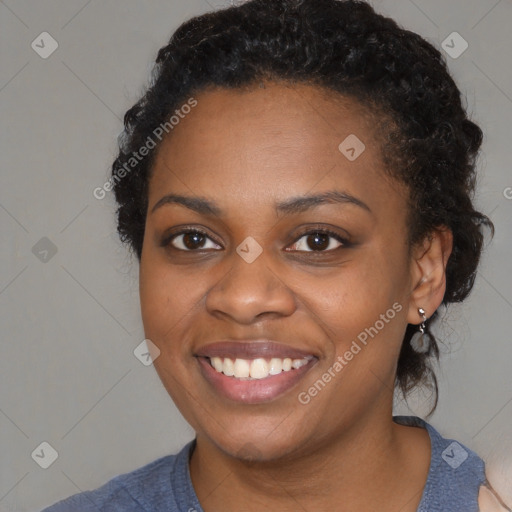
[197,357,317,404]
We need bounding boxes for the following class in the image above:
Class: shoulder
[40,441,196,512]
[478,483,512,512]
[394,415,487,511]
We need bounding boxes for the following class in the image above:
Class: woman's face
[139,82,419,460]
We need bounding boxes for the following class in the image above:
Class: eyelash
[160,226,351,253]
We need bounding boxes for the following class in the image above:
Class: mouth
[195,341,319,404]
[206,355,314,379]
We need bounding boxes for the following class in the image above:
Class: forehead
[148,82,403,214]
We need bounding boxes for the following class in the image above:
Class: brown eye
[287,230,347,252]
[166,230,221,251]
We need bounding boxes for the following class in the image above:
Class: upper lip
[195,340,317,360]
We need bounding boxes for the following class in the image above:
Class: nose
[205,247,296,325]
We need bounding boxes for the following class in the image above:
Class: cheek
[301,254,407,334]
[139,256,203,345]
[139,259,204,416]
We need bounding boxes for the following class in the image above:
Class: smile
[195,340,319,403]
[208,356,313,380]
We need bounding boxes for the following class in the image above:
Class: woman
[43,0,510,510]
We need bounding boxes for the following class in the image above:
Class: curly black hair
[110,0,494,412]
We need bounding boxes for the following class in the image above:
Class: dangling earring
[410,307,430,353]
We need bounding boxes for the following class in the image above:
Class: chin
[198,415,313,463]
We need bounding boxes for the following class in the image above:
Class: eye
[162,227,349,253]
[287,229,348,252]
[163,229,222,252]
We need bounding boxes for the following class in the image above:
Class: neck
[189,405,430,511]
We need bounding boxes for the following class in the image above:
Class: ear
[407,226,453,325]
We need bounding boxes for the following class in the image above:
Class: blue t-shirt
[41,415,487,511]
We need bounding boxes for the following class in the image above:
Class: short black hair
[111,0,494,412]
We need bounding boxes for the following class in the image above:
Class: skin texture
[478,485,511,511]
[139,81,453,511]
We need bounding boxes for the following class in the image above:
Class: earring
[410,307,430,353]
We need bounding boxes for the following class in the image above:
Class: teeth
[209,356,310,379]
[268,358,283,375]
[234,358,250,378]
[223,358,235,376]
[211,357,223,372]
[250,358,269,379]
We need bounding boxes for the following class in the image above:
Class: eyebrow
[150,190,371,216]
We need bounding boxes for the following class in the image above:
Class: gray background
[0,0,511,510]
